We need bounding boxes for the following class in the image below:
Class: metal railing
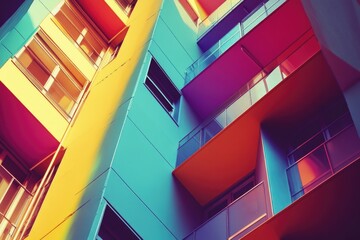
[186,0,286,83]
[287,113,360,201]
[177,34,318,166]
[184,182,268,240]
[0,165,33,240]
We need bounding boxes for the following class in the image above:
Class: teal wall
[0,0,61,66]
[90,0,205,239]
[261,126,292,214]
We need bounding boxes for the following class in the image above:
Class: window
[97,206,141,240]
[116,0,137,16]
[14,32,86,118]
[54,3,106,68]
[0,144,38,238]
[145,59,181,122]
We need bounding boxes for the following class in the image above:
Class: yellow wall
[26,0,162,239]
[0,61,68,141]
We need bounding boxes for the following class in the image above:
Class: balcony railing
[184,182,268,240]
[177,34,318,166]
[287,113,360,201]
[198,0,244,36]
[0,165,33,240]
[186,0,286,83]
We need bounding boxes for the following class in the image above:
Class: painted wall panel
[105,169,178,240]
[1,28,25,54]
[261,126,292,214]
[111,117,202,238]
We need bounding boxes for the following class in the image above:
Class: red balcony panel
[0,83,59,171]
[174,52,343,206]
[198,0,226,15]
[183,47,262,121]
[183,0,312,121]
[76,0,126,40]
[241,158,360,240]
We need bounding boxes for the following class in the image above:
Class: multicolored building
[0,0,359,239]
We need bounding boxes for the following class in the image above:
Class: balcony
[177,34,319,166]
[183,0,312,120]
[187,0,285,83]
[241,159,360,240]
[184,182,268,240]
[0,165,33,240]
[174,48,344,205]
[197,0,268,51]
[287,113,360,201]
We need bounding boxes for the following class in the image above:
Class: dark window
[116,0,137,16]
[145,59,181,122]
[97,206,141,240]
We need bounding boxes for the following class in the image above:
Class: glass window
[15,33,85,117]
[97,206,141,240]
[54,3,106,67]
[145,59,181,122]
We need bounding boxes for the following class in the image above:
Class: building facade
[0,0,359,239]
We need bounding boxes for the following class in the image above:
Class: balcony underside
[0,83,59,173]
[174,52,343,206]
[198,0,267,51]
[197,0,226,15]
[75,0,127,42]
[241,157,360,240]
[183,0,312,120]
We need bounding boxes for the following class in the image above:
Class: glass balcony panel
[202,120,224,145]
[226,91,251,123]
[195,210,227,240]
[326,125,360,172]
[8,188,31,224]
[265,0,286,15]
[287,146,331,198]
[0,217,16,240]
[242,6,267,35]
[228,184,267,236]
[47,81,76,114]
[215,111,227,128]
[0,182,19,215]
[249,80,267,104]
[17,49,51,86]
[290,133,325,163]
[177,132,201,166]
[327,113,352,138]
[265,66,283,91]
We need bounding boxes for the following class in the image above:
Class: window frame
[144,58,181,124]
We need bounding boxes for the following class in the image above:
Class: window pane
[47,81,75,114]
[55,70,81,100]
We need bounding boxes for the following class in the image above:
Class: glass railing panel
[198,0,243,36]
[326,125,360,172]
[242,5,267,35]
[228,183,267,237]
[184,183,268,240]
[195,210,227,240]
[287,146,331,199]
[266,66,282,91]
[202,120,224,145]
[186,0,286,83]
[0,166,33,238]
[47,80,76,115]
[177,132,201,166]
[179,35,318,166]
[226,91,251,123]
[265,0,286,15]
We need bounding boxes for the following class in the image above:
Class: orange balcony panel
[0,83,59,171]
[76,0,126,40]
[198,0,226,15]
[241,158,360,240]
[183,0,312,120]
[174,52,343,206]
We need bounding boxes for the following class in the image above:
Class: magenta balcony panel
[183,0,312,121]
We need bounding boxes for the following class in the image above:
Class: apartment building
[0,0,359,239]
